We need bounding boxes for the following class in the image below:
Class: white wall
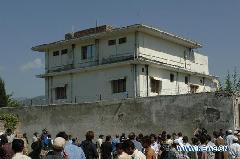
[138,32,210,75]
[99,33,135,63]
[47,65,134,103]
[138,65,214,96]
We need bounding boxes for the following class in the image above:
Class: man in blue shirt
[112,134,120,158]
[128,132,143,152]
[56,131,86,159]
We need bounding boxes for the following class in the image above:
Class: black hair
[56,131,68,140]
[166,134,171,139]
[12,139,24,153]
[123,139,135,151]
[142,136,151,146]
[128,132,135,140]
[106,135,111,141]
[206,135,212,141]
[182,136,188,143]
[177,132,182,137]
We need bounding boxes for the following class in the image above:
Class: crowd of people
[0,128,240,159]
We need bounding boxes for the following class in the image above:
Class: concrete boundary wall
[0,92,236,140]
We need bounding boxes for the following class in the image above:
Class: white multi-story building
[32,24,218,104]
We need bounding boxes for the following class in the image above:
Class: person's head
[150,134,156,144]
[99,135,104,139]
[42,128,47,134]
[5,129,12,136]
[138,133,143,138]
[33,132,38,137]
[116,143,124,155]
[23,133,27,138]
[172,133,177,140]
[85,131,94,140]
[182,136,188,143]
[191,137,199,145]
[116,134,119,138]
[106,135,111,142]
[206,135,212,142]
[128,132,135,140]
[142,136,151,148]
[72,138,76,143]
[53,137,66,152]
[12,139,24,153]
[199,136,207,145]
[56,131,68,141]
[121,133,125,137]
[167,134,171,139]
[0,135,8,146]
[31,141,42,153]
[213,131,218,138]
[68,135,72,140]
[177,132,182,137]
[233,137,238,143]
[162,131,167,136]
[227,130,233,135]
[123,140,135,155]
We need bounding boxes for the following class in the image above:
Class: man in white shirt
[12,139,31,159]
[174,132,183,145]
[229,137,240,159]
[226,130,236,147]
[150,134,159,155]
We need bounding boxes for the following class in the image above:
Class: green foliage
[0,77,7,107]
[0,112,19,130]
[225,71,233,93]
[6,94,21,107]
[222,68,240,93]
[0,77,21,107]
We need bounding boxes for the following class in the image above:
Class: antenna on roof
[96,19,98,27]
[71,25,75,33]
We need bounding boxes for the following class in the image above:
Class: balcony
[102,52,134,64]
[47,64,74,73]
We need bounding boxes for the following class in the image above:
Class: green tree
[224,71,233,93]
[0,77,7,107]
[232,67,238,92]
[7,94,20,107]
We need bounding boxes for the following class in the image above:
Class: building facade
[32,24,218,104]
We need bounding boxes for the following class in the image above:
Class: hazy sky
[0,0,240,98]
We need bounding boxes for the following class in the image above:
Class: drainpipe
[71,44,75,68]
[135,31,139,59]
[70,73,73,103]
[145,64,149,97]
[177,72,179,94]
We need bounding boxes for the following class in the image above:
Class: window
[55,86,67,99]
[119,37,127,44]
[61,49,68,55]
[81,45,96,60]
[170,74,174,82]
[190,84,199,93]
[142,68,145,72]
[82,46,88,60]
[185,76,189,84]
[108,39,116,46]
[112,78,126,93]
[150,78,160,93]
[53,51,59,56]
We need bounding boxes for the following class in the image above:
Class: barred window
[55,87,67,99]
[112,78,126,93]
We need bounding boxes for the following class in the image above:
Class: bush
[0,113,19,130]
